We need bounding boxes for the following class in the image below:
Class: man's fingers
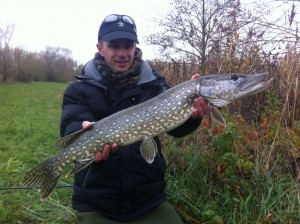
[191,74,200,79]
[95,145,110,162]
[111,143,119,153]
[198,98,210,114]
[102,145,111,160]
[191,97,210,118]
[95,151,103,162]
[82,121,94,129]
[94,144,118,162]
[191,107,204,118]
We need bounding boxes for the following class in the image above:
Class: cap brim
[102,31,139,44]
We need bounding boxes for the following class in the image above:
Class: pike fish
[21,72,274,200]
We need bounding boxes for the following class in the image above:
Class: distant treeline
[0,45,82,83]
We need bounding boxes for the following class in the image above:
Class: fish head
[197,73,275,107]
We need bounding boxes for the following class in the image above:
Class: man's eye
[125,44,133,49]
[109,44,119,50]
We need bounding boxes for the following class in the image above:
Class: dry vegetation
[148,50,300,126]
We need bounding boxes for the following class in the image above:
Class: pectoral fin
[209,105,226,129]
[140,137,158,164]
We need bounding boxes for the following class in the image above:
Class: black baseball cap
[98,14,139,44]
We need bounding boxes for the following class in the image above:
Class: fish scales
[21,73,274,200]
[93,80,198,143]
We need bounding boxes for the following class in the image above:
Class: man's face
[97,39,136,73]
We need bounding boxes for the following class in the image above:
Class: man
[60,14,209,223]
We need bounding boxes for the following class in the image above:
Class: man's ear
[96,43,104,56]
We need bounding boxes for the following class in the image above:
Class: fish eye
[231,74,239,81]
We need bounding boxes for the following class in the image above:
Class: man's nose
[118,48,127,56]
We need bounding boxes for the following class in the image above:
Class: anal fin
[66,158,94,177]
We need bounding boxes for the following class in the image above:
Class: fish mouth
[240,73,275,93]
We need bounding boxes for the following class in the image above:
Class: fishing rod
[0,185,73,190]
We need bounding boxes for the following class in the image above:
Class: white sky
[1,0,292,65]
[0,0,171,64]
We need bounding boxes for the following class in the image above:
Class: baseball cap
[98,14,139,44]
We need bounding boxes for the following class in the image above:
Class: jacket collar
[76,60,156,88]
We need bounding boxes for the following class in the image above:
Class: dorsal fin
[55,128,87,150]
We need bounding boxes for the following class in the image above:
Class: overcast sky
[0,0,171,64]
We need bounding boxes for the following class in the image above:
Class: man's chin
[114,67,130,73]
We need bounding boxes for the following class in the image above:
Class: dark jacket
[60,60,201,221]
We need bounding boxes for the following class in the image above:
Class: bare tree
[146,0,267,74]
[40,46,60,82]
[40,46,76,82]
[55,48,77,82]
[12,48,47,82]
[0,22,15,82]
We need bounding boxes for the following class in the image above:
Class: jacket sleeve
[153,71,203,138]
[60,82,98,137]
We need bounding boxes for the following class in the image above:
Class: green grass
[162,115,300,223]
[0,82,77,223]
[0,82,299,223]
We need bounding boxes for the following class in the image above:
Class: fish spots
[76,151,82,156]
[57,166,64,172]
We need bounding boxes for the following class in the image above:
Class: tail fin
[20,157,62,201]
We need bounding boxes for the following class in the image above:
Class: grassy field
[0,82,77,223]
[0,82,299,223]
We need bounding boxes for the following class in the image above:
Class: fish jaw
[239,73,275,94]
[197,73,274,107]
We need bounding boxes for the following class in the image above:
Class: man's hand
[82,121,118,162]
[190,74,210,118]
